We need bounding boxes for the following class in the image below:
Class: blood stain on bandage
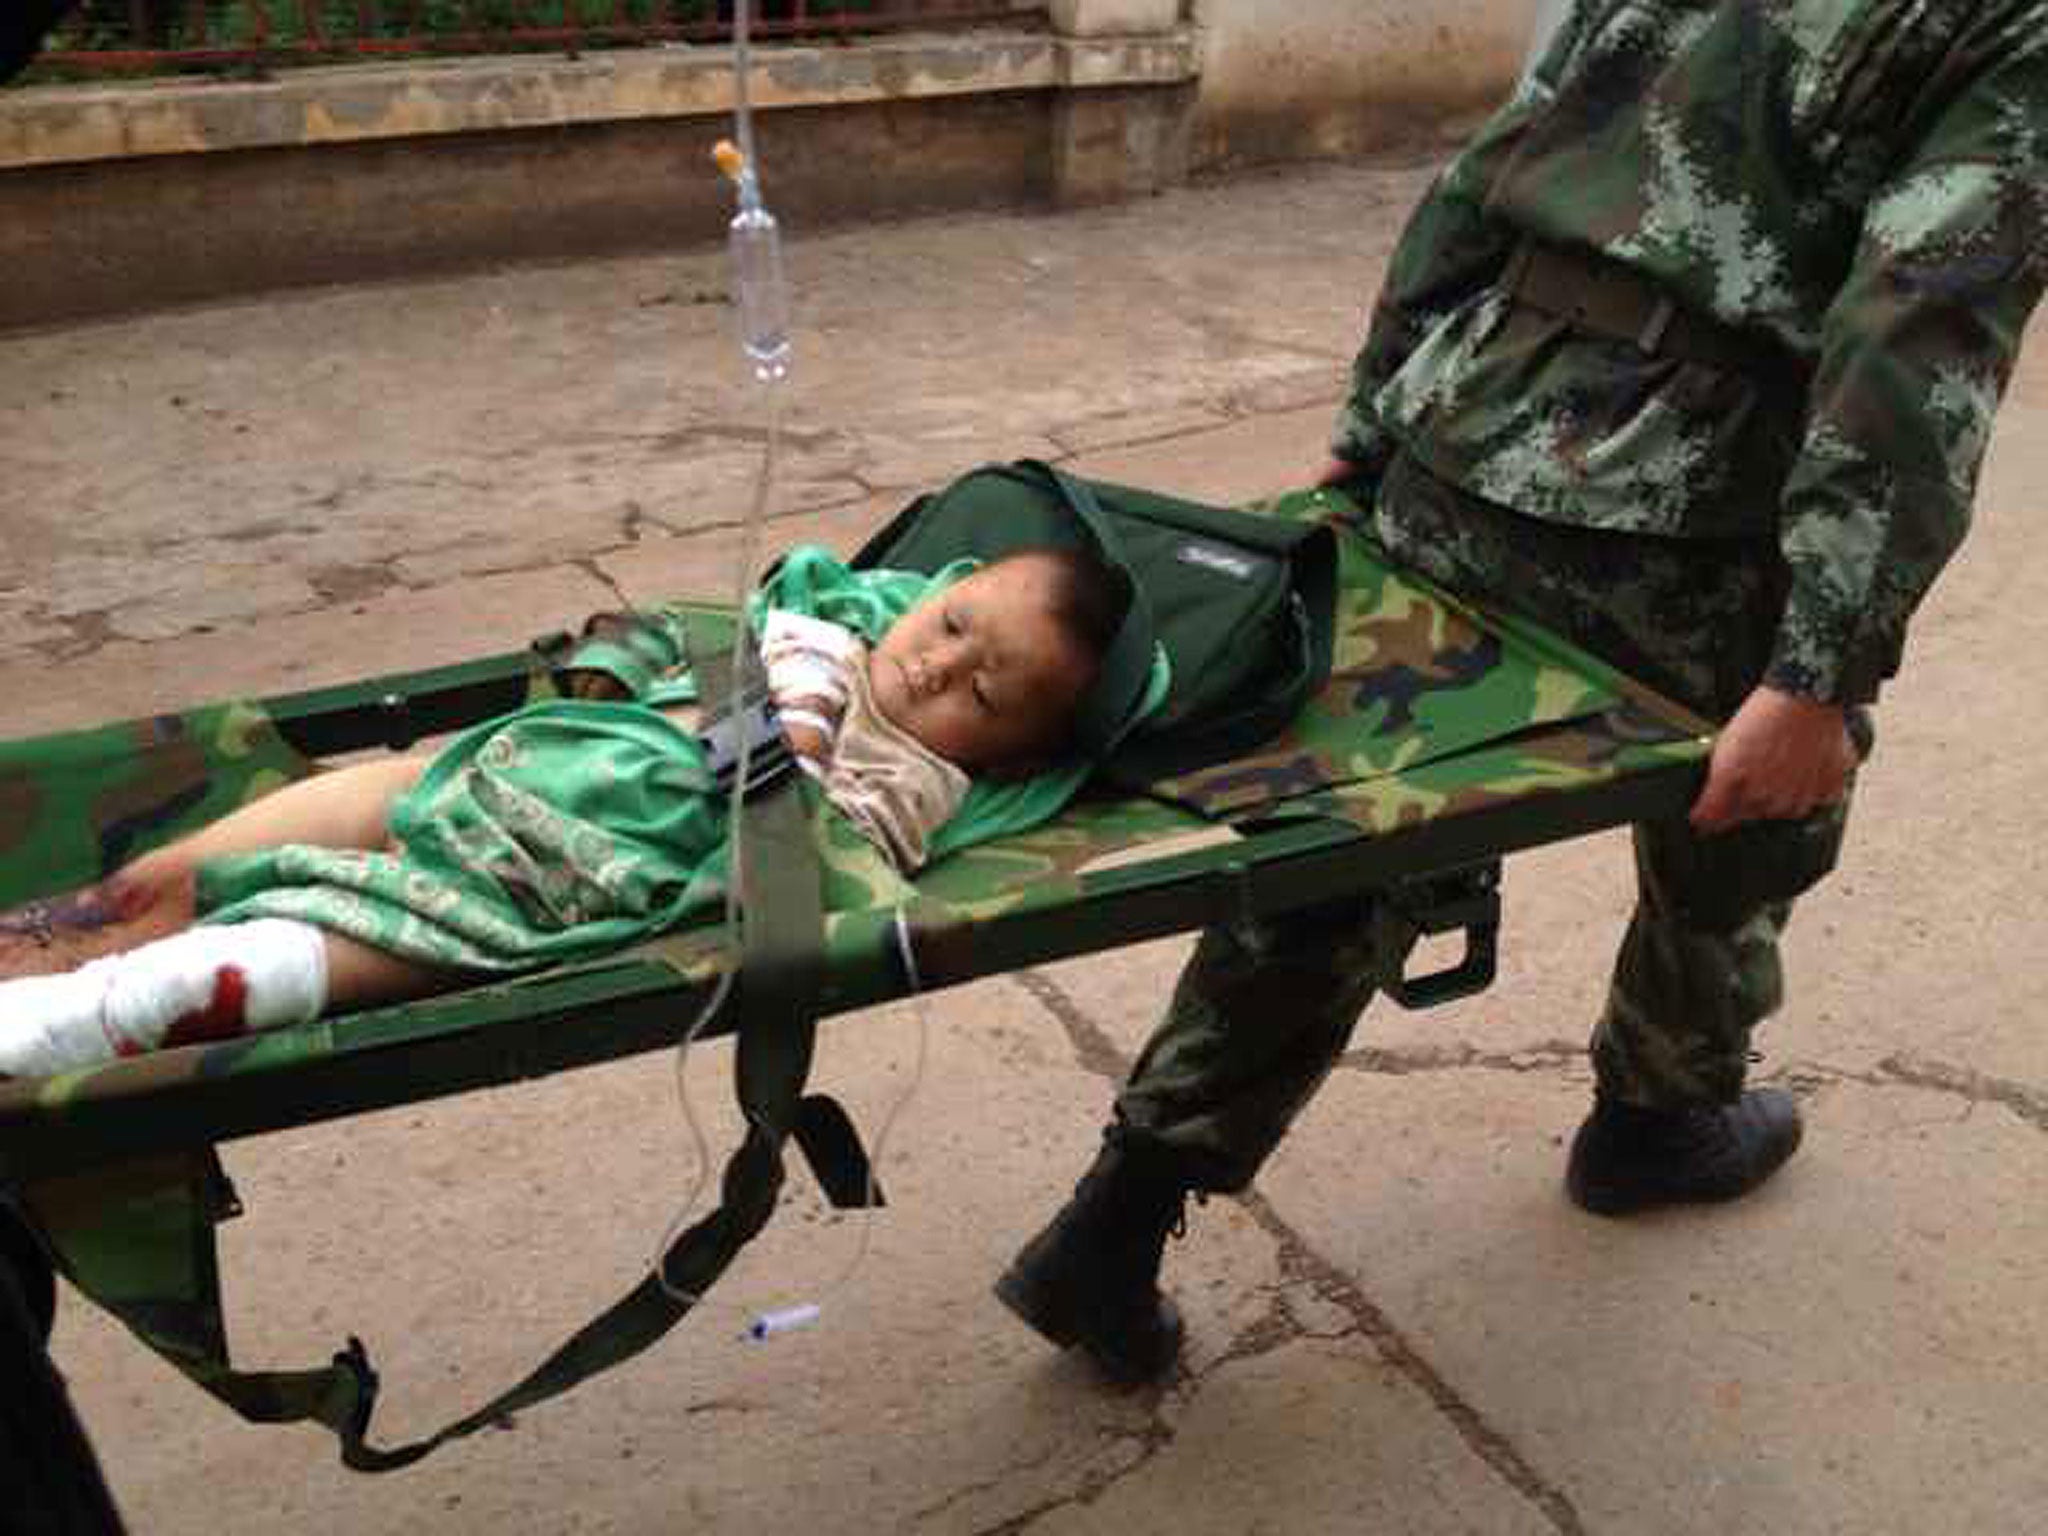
[160,965,252,1050]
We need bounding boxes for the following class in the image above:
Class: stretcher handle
[1379,862,1502,1011]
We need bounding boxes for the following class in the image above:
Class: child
[0,543,1137,1078]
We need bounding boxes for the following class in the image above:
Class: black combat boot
[994,1130,1190,1384]
[1566,1087,1804,1216]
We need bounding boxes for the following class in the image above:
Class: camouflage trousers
[1116,452,1864,1192]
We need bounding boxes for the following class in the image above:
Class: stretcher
[0,487,1713,1498]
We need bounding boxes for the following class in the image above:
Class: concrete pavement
[3,158,2045,1535]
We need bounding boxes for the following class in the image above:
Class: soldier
[997,0,2048,1383]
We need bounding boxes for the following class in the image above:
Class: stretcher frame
[0,623,1709,1174]
[0,502,1714,1506]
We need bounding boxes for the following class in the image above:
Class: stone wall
[1188,0,1538,168]
[0,2,1540,325]
[0,29,1197,327]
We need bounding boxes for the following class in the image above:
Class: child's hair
[1020,542,1132,671]
[989,543,1131,770]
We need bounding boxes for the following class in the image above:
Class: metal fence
[32,1,1048,77]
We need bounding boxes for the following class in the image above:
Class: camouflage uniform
[1119,0,2048,1189]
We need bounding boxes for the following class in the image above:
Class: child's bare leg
[0,918,333,1077]
[320,932,466,1013]
[0,754,430,978]
[124,752,432,890]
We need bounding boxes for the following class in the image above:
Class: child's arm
[774,691,839,769]
[560,609,688,701]
[557,547,975,701]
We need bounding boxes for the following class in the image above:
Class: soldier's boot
[994,1129,1190,1384]
[1566,1088,1803,1216]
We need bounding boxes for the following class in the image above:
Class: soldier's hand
[1690,686,1857,833]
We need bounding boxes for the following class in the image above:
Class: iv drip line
[648,0,930,1344]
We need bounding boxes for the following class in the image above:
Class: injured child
[0,543,1135,1078]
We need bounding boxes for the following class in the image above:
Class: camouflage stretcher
[0,488,1713,1482]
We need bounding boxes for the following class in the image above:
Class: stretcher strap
[327,613,847,1471]
[21,1150,382,1460]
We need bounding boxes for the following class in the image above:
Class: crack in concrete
[1002,965,1583,1535]
[1234,1189,1587,1536]
[1215,375,1346,421]
[13,372,1370,665]
[22,483,899,659]
[573,556,632,610]
[294,467,495,514]
[1184,1283,1310,1377]
[307,561,402,604]
[587,422,846,457]
[635,286,728,309]
[971,1282,1381,1532]
[1044,402,1230,457]
[1784,1053,2048,1133]
[910,1438,1077,1526]
[681,1396,760,1417]
[1183,309,1346,376]
[1009,968,1131,1082]
[581,482,874,549]
[617,499,685,542]
[132,517,324,556]
[962,969,1199,1534]
[966,1416,1175,1536]
[1877,1054,2048,1130]
[1334,1039,1586,1077]
[29,607,118,662]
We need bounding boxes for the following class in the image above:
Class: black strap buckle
[699,691,797,799]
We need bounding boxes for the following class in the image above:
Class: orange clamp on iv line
[712,139,791,383]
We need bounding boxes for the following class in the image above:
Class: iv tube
[647,0,794,1304]
[651,91,928,1323]
[714,0,788,393]
[654,0,931,1342]
[649,0,817,1321]
[714,140,791,383]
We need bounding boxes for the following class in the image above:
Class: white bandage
[0,919,329,1079]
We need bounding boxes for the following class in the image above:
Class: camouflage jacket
[1333,0,2048,703]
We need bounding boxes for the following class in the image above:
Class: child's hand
[565,609,657,700]
[565,670,632,701]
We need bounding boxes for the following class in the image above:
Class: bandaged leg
[0,919,329,1079]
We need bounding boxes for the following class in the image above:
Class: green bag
[852,460,1338,786]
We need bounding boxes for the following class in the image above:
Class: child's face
[869,555,1094,774]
